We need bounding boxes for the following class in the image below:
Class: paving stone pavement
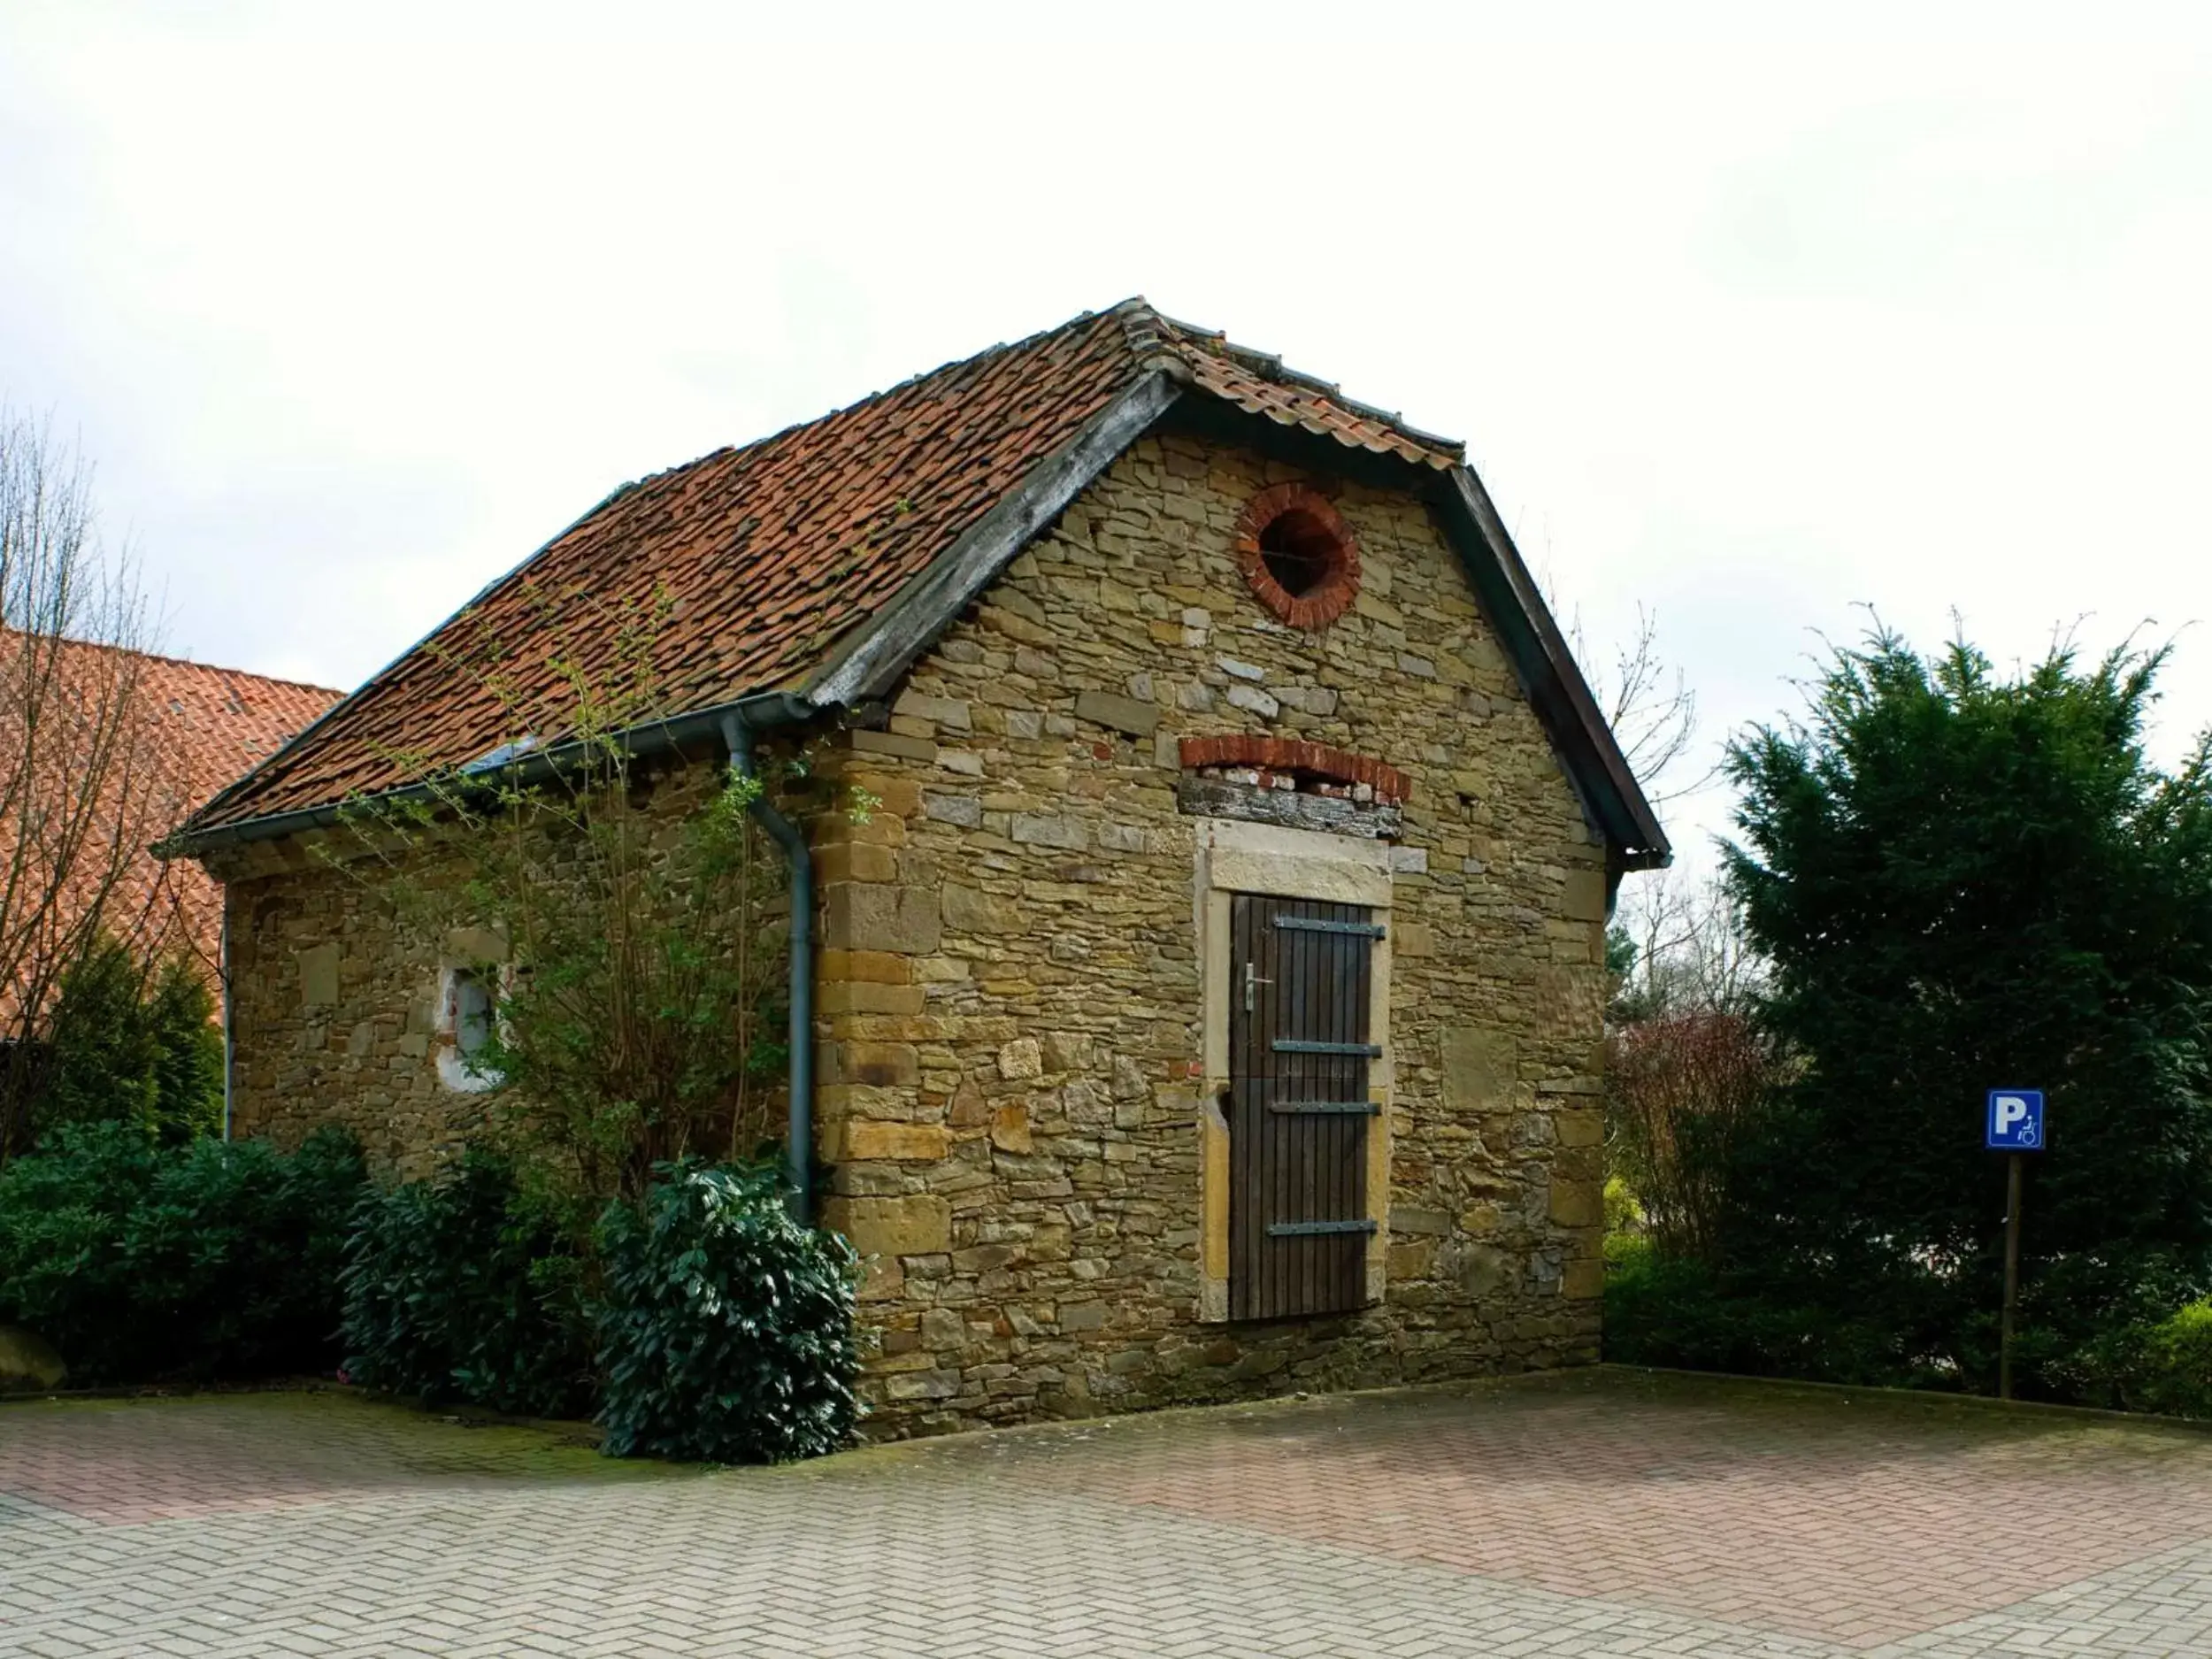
[4,1370,2210,1657]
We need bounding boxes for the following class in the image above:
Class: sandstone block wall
[215,837,492,1176]
[806,433,1611,1433]
[205,759,749,1175]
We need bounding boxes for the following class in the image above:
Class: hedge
[0,1121,365,1384]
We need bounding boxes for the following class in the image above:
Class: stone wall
[806,432,1612,1433]
[204,755,766,1177]
[213,833,488,1175]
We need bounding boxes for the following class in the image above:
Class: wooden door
[1228,894,1381,1320]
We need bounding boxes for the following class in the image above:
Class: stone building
[169,302,1668,1432]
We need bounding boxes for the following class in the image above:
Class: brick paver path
[4,1370,2210,1656]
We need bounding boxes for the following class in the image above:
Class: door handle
[1242,962,1274,1012]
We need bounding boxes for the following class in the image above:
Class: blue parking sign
[1986,1089,2045,1151]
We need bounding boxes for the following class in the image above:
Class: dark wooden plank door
[1228,894,1379,1320]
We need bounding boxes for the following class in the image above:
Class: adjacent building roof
[0,634,337,1009]
[124,650,342,965]
[140,650,344,833]
[172,300,1668,869]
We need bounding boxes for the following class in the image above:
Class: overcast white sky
[4,2,2210,872]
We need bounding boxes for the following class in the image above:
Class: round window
[1232,484,1360,628]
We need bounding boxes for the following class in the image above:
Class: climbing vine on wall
[325,586,866,1202]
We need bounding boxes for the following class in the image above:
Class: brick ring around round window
[1232,483,1361,628]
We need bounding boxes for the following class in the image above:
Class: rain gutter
[159,691,816,856]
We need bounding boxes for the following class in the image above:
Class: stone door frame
[1194,817,1394,1323]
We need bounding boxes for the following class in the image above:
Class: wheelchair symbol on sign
[1986,1089,2046,1152]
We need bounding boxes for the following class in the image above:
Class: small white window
[435,965,503,1093]
[451,970,494,1057]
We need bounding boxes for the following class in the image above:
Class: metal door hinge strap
[1266,1218,1379,1237]
[1268,1100,1380,1116]
[1271,1040,1383,1056]
[1271,916,1386,938]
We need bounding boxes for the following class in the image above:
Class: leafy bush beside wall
[2120,1302,2212,1418]
[1602,1242,1970,1391]
[342,1153,860,1462]
[4,1122,861,1460]
[597,1160,859,1463]
[0,1122,365,1383]
[340,1149,595,1419]
[2063,1300,2212,1419]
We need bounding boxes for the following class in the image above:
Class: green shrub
[1603,1225,1651,1272]
[340,1149,595,1419]
[38,942,224,1146]
[1603,1175,1642,1235]
[0,1121,365,1383]
[596,1159,858,1463]
[1604,1240,1962,1389]
[2066,1299,2212,1418]
[1603,1247,1762,1372]
[2133,1302,2212,1417]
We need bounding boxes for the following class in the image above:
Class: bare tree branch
[1546,584,1707,809]
[1611,869,1762,1024]
[0,409,191,1159]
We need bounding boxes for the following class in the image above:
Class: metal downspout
[719,713,814,1225]
[220,907,234,1141]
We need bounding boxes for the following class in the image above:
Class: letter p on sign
[1986,1088,2046,1150]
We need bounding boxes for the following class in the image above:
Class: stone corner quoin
[213,429,1617,1435]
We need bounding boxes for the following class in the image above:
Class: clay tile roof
[178,300,1470,841]
[1139,311,1465,472]
[130,649,344,821]
[0,634,338,1008]
[119,650,341,963]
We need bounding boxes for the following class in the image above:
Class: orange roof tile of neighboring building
[172,300,1670,869]
[135,649,347,826]
[109,647,342,972]
[0,634,338,1014]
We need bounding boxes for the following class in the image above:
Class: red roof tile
[178,301,1471,839]
[0,634,337,1009]
[1133,311,1463,472]
[135,650,344,824]
[123,650,341,967]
